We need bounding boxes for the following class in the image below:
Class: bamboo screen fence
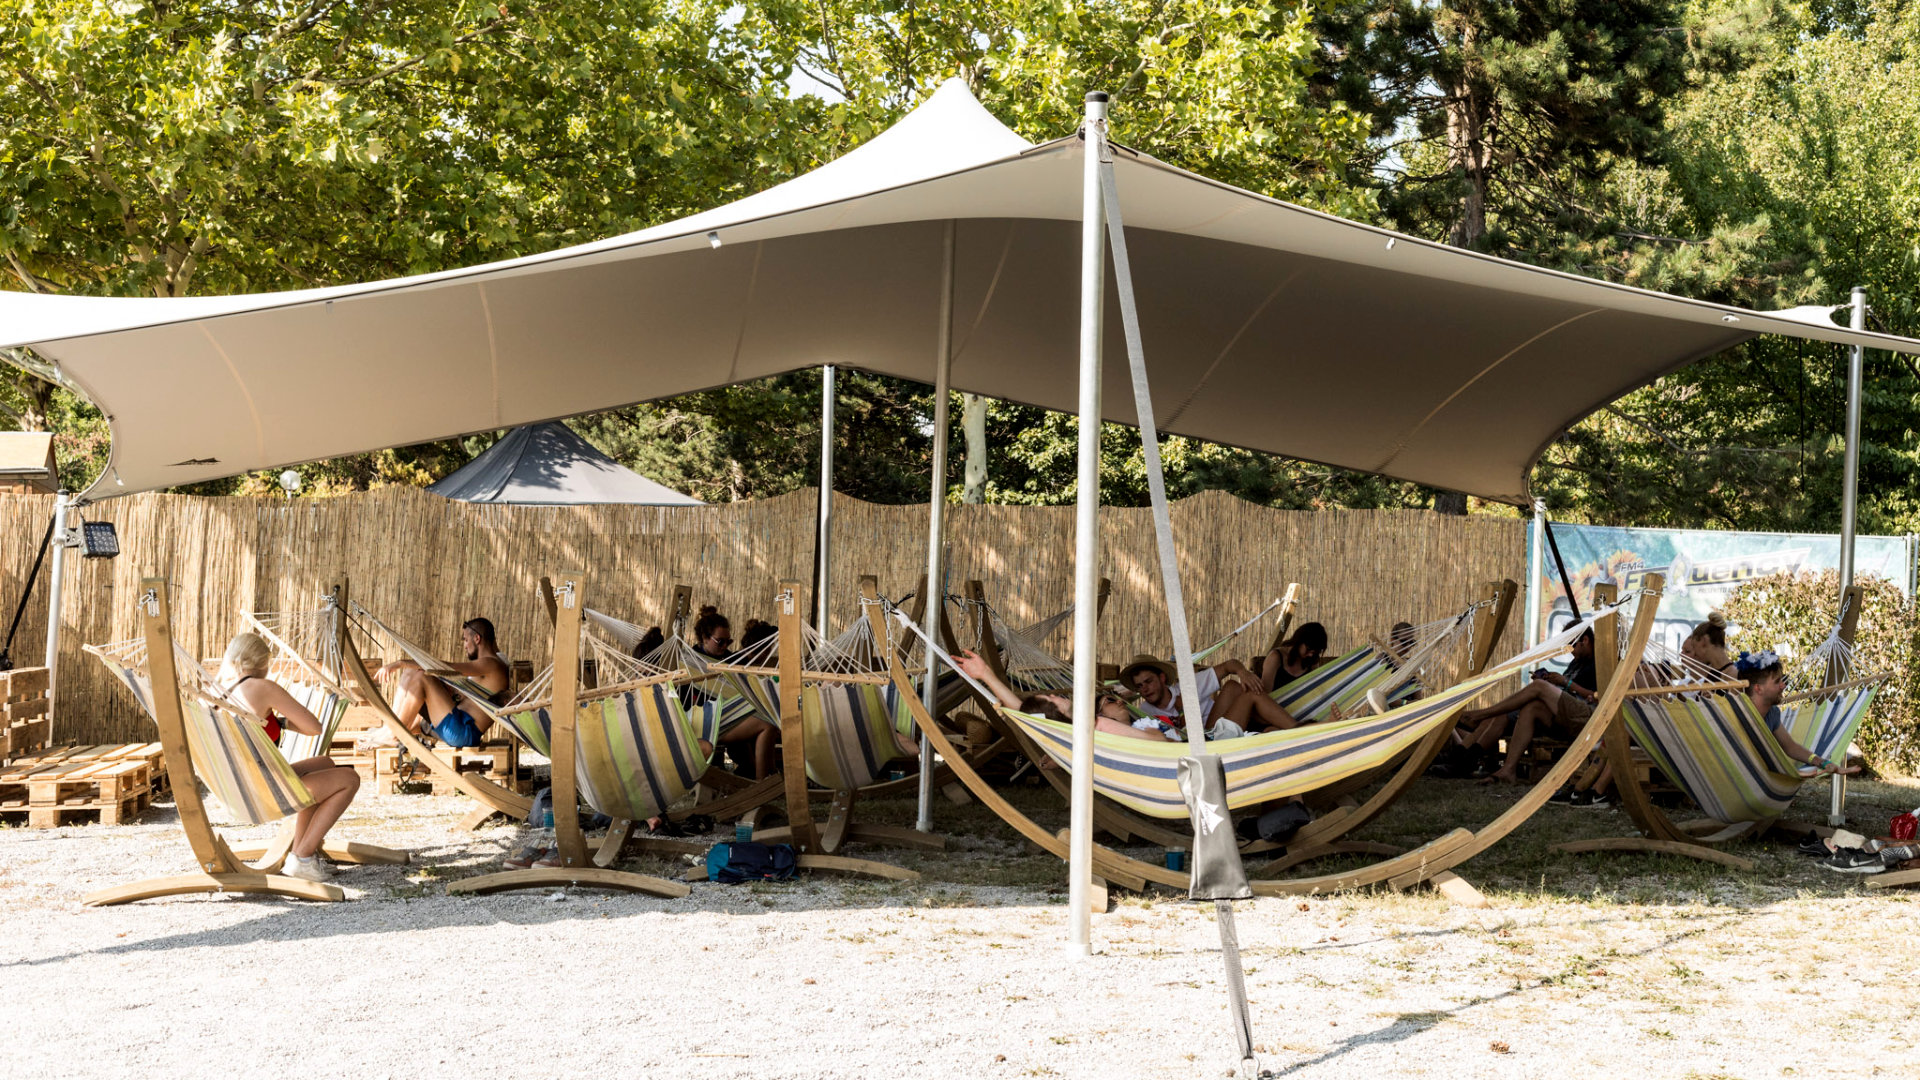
[0,487,1526,743]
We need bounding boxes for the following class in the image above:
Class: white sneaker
[282,853,333,882]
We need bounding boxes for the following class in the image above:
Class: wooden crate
[0,667,52,763]
[0,754,153,828]
[12,743,168,794]
[374,739,532,795]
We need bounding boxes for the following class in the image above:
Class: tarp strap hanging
[1542,514,1581,620]
[1097,161,1206,748]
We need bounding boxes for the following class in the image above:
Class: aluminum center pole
[1528,497,1546,645]
[919,220,957,834]
[42,489,69,722]
[1835,286,1866,825]
[1067,90,1109,955]
[1840,288,1865,594]
[817,365,837,635]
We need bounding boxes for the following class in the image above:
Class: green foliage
[1535,1,1920,532]
[1723,569,1920,775]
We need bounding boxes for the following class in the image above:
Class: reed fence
[0,487,1526,743]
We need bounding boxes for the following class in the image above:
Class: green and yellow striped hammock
[1620,685,1879,825]
[88,639,315,826]
[242,605,357,763]
[357,607,714,822]
[892,604,1602,820]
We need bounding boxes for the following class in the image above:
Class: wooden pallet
[373,741,532,796]
[0,754,154,827]
[0,667,52,763]
[12,743,169,795]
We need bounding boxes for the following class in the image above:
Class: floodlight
[80,519,118,559]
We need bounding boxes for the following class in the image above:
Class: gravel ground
[3,786,1918,1080]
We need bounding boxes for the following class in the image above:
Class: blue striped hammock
[1620,684,1879,824]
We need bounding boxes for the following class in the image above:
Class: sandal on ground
[503,843,550,870]
[646,817,693,838]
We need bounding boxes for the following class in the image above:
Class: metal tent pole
[817,365,837,635]
[43,490,70,719]
[1834,287,1866,825]
[919,220,957,834]
[1067,91,1109,955]
[1528,497,1547,645]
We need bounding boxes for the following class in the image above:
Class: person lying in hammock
[1118,654,1303,736]
[1448,629,1599,785]
[376,616,511,749]
[219,631,362,884]
[1737,649,1861,778]
[1260,621,1329,691]
[952,651,1169,740]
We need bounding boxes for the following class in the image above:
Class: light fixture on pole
[280,469,302,499]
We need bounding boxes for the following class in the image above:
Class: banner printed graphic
[1529,525,1913,658]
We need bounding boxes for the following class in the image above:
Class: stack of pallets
[0,743,164,827]
[0,667,52,763]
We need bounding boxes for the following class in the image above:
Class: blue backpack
[706,841,799,883]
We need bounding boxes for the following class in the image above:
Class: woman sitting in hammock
[1737,649,1860,778]
[219,632,362,884]
[1681,612,1735,678]
[689,607,781,779]
[953,651,1169,740]
[1260,622,1329,691]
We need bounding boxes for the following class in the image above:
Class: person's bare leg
[1227,689,1299,731]
[1208,682,1247,726]
[388,668,429,732]
[1481,702,1549,785]
[719,716,772,777]
[1457,681,1554,726]
[290,758,360,858]
[755,727,778,780]
[416,675,472,738]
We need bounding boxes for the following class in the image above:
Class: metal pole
[1839,288,1865,594]
[817,365,837,635]
[1528,497,1546,646]
[1834,287,1866,825]
[1067,91,1108,955]
[919,220,956,834]
[43,490,69,721]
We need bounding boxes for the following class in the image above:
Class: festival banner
[1527,524,1915,655]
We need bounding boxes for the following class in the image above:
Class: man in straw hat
[1118,653,1300,738]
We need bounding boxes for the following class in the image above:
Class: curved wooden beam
[1553,837,1756,871]
[447,867,690,898]
[84,872,344,907]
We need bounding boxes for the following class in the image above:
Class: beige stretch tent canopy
[6,80,1918,505]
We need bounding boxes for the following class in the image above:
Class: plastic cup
[735,822,754,843]
[541,808,554,829]
[1164,849,1187,872]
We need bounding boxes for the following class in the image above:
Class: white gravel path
[3,790,1916,1079]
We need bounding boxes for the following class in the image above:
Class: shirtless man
[1119,653,1301,736]
[378,617,511,749]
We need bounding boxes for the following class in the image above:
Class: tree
[1533,0,1920,533]
[0,0,791,490]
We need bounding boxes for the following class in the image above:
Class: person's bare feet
[1477,766,1519,786]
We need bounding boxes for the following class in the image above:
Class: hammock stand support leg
[84,576,345,907]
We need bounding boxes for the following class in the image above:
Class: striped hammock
[583,607,760,736]
[90,644,315,826]
[1004,666,1510,818]
[1272,645,1420,722]
[243,608,355,763]
[498,682,712,822]
[1620,686,1879,824]
[716,671,915,791]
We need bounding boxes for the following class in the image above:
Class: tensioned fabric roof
[4,80,1917,504]
[426,421,703,506]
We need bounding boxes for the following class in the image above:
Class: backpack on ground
[706,841,799,883]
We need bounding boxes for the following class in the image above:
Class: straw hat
[1118,654,1177,684]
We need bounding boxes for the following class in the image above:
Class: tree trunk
[1443,19,1492,250]
[961,393,988,504]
